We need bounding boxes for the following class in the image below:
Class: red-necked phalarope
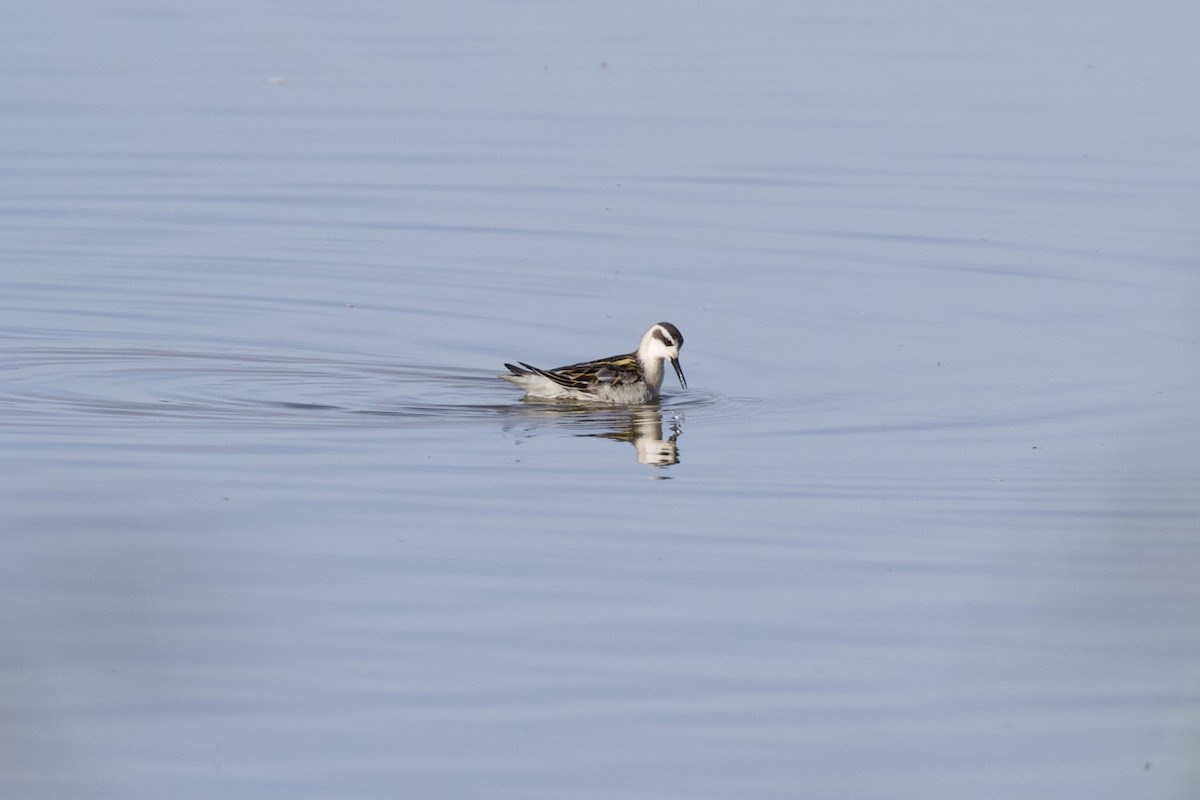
[501,322,687,403]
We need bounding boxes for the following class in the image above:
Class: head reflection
[587,405,682,466]
[509,401,683,467]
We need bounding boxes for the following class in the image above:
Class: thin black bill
[671,358,687,389]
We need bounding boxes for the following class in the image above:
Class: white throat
[640,356,666,394]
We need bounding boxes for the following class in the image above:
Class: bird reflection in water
[584,405,683,466]
[506,402,683,467]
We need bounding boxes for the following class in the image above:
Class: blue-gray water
[2,2,1199,798]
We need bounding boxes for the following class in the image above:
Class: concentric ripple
[0,344,745,432]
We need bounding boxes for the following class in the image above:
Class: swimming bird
[501,322,687,403]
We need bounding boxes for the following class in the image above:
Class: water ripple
[0,344,749,433]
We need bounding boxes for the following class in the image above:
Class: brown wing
[532,352,642,390]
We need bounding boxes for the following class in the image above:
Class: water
[2,2,1199,798]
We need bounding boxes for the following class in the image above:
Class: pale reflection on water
[509,402,685,466]
[589,405,683,467]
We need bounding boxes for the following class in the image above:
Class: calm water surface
[2,2,1199,799]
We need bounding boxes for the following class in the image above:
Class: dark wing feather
[505,352,643,391]
[540,352,642,390]
[518,361,592,390]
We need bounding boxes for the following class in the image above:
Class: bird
[500,322,687,403]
